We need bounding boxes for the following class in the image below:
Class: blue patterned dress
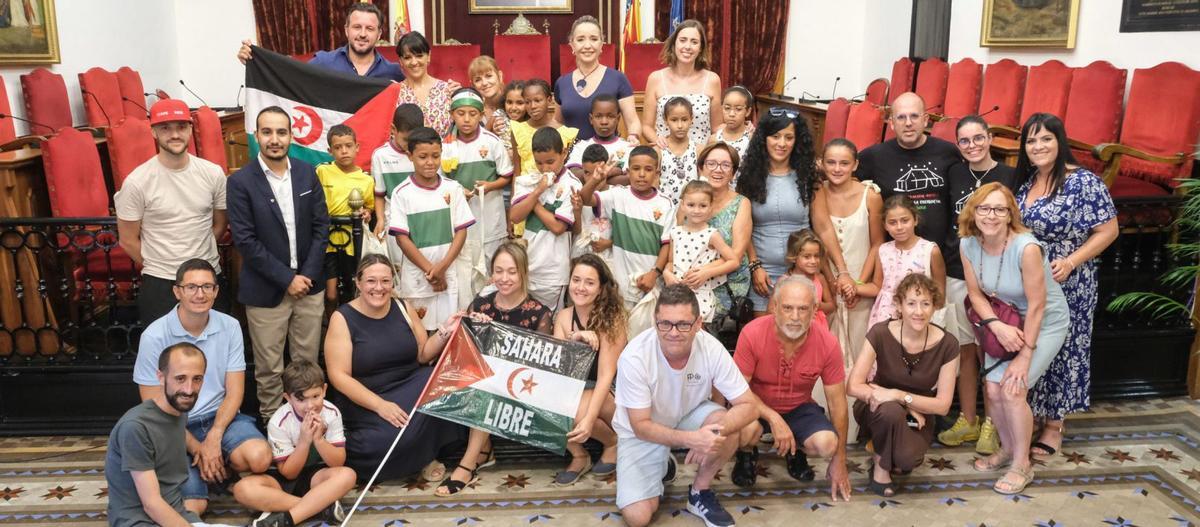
[708,194,750,319]
[1018,168,1117,419]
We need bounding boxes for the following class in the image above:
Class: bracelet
[974,317,999,328]
[836,270,851,278]
[653,266,664,275]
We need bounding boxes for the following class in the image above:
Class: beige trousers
[245,293,324,419]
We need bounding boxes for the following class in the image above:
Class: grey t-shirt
[105,399,199,526]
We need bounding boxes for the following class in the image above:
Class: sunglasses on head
[767,107,800,119]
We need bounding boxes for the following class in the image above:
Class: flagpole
[341,324,459,526]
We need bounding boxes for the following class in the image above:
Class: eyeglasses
[703,160,733,172]
[360,278,393,289]
[975,205,1010,217]
[957,134,989,147]
[655,317,700,333]
[767,107,800,119]
[175,283,217,295]
[892,112,923,123]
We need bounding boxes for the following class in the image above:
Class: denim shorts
[181,411,265,500]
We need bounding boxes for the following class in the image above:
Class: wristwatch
[902,393,914,406]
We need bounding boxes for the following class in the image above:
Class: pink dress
[868,238,935,328]
[398,80,453,137]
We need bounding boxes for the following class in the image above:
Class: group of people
[105,4,1120,527]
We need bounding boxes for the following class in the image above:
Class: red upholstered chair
[864,78,888,107]
[192,106,228,174]
[0,79,16,145]
[915,58,949,115]
[1019,60,1073,126]
[429,43,482,88]
[1095,62,1200,197]
[41,127,137,299]
[558,43,616,77]
[105,118,156,190]
[494,33,551,84]
[621,42,662,92]
[116,67,148,120]
[943,58,983,118]
[887,57,914,105]
[930,117,959,143]
[20,68,73,135]
[977,59,1027,127]
[845,102,885,150]
[1064,61,1126,172]
[822,98,851,146]
[78,67,126,128]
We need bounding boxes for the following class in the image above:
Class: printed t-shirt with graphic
[857,137,959,254]
[513,168,581,290]
[733,315,845,414]
[944,161,1017,279]
[267,400,347,466]
[566,135,634,171]
[593,186,673,304]
[371,140,415,201]
[443,129,514,244]
[317,162,375,256]
[388,176,475,299]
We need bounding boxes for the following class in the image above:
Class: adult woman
[692,142,751,323]
[324,254,465,481]
[959,183,1070,494]
[847,274,959,497]
[396,31,457,136]
[552,254,628,485]
[554,16,641,142]
[1014,113,1118,458]
[423,242,554,496]
[468,55,508,138]
[640,19,723,146]
[737,108,817,316]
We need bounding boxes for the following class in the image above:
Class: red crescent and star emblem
[291,106,323,146]
[505,367,538,399]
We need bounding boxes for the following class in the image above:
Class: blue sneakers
[686,485,735,527]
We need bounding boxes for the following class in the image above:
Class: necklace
[977,235,1009,296]
[575,64,601,93]
[898,321,930,375]
[968,164,994,189]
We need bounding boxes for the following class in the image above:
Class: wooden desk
[755,95,828,147]
[990,136,1020,167]
[219,111,249,173]
[0,147,53,357]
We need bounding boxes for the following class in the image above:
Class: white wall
[782,0,912,100]
[175,0,256,110]
[948,1,1200,87]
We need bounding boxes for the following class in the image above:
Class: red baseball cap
[149,99,191,125]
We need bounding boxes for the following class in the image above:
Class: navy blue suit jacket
[227,157,330,307]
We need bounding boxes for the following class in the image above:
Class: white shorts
[528,283,565,311]
[945,277,975,345]
[615,400,723,509]
[407,291,458,331]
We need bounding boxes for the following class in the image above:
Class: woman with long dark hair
[736,108,817,316]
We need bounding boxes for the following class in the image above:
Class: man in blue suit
[227,106,330,420]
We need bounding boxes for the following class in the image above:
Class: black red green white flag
[416,319,595,454]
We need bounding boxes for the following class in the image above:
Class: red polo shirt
[733,315,846,414]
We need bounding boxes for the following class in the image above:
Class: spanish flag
[393,0,411,40]
[620,0,642,71]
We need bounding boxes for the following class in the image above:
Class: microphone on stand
[0,112,56,135]
[772,76,797,101]
[178,79,210,107]
[799,91,821,102]
[979,105,1001,118]
[234,84,245,110]
[830,76,841,100]
[80,90,113,127]
[122,96,150,116]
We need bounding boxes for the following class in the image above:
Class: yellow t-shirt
[509,121,578,237]
[317,163,375,255]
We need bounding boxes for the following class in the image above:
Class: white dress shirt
[258,155,298,269]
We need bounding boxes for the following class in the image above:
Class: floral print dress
[1019,168,1117,419]
[398,79,453,137]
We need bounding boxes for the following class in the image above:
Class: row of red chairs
[824,58,1200,198]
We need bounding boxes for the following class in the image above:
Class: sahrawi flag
[416,319,595,454]
[244,45,400,170]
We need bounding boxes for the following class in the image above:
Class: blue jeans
[181,411,265,500]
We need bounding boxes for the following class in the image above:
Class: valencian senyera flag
[416,319,595,454]
[243,45,401,171]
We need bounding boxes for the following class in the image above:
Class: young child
[497,79,527,158]
[508,127,581,310]
[857,195,946,329]
[442,88,515,304]
[371,104,424,241]
[317,124,374,305]
[570,144,614,265]
[579,145,673,310]
[663,180,740,322]
[711,85,754,185]
[510,79,578,237]
[233,359,356,525]
[567,94,634,185]
[389,127,475,330]
[779,229,836,327]
[659,96,700,207]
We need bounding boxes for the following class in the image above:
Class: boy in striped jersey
[442,88,515,304]
[388,127,475,330]
[579,146,673,310]
[371,104,423,241]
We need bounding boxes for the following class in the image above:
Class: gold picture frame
[0,0,59,64]
[981,0,1079,49]
[469,0,573,15]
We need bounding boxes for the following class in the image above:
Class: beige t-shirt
[114,155,226,280]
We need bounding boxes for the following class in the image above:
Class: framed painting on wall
[0,0,58,64]
[469,0,573,14]
[980,0,1080,49]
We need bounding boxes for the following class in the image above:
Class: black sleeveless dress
[335,300,466,481]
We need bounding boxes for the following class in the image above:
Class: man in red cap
[116,99,231,326]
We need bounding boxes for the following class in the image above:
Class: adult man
[227,106,330,419]
[110,343,221,526]
[116,98,228,326]
[731,275,852,501]
[613,285,760,527]
[237,3,403,81]
[133,259,272,517]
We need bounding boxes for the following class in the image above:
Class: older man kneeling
[731,275,852,501]
[612,285,760,527]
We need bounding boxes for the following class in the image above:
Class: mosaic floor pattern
[2,398,1200,526]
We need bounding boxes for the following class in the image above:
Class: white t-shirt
[444,130,514,243]
[612,328,749,439]
[514,169,580,289]
[566,136,634,170]
[267,400,346,462]
[594,187,673,304]
[388,176,475,298]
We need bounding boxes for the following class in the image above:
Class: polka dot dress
[655,93,712,145]
[659,142,699,207]
[669,224,727,322]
